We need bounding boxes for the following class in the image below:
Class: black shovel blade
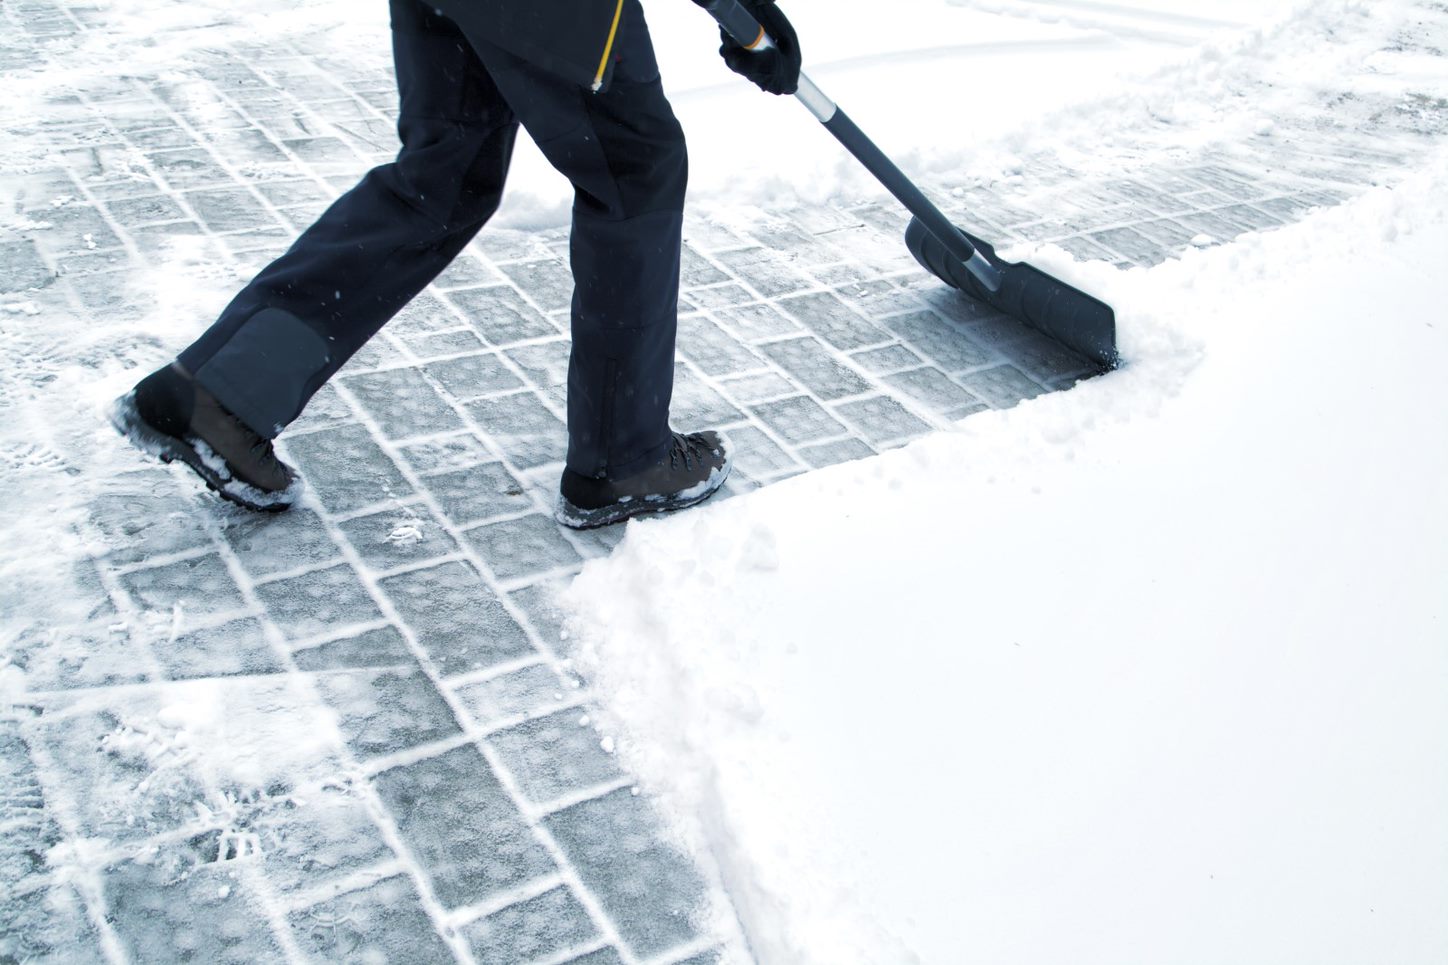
[905,218,1118,370]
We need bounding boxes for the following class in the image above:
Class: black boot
[109,364,302,512]
[556,431,731,529]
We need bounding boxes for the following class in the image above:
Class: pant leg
[177,0,518,438]
[440,0,688,478]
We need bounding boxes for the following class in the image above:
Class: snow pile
[566,142,1448,964]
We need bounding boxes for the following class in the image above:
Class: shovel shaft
[700,0,1002,292]
[816,104,1002,293]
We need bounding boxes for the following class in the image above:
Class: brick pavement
[2,0,1445,961]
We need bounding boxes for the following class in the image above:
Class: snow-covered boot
[108,364,302,512]
[556,431,731,529]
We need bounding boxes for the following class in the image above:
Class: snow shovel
[701,0,1118,369]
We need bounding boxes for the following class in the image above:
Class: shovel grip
[702,0,773,50]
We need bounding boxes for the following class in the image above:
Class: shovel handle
[702,0,774,50]
[699,0,1002,293]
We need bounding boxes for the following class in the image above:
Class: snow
[568,157,1448,965]
[3,0,1446,959]
[560,3,1448,962]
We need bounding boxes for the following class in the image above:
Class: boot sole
[108,392,302,514]
[555,462,732,529]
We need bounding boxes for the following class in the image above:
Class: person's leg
[442,0,687,480]
[174,0,519,439]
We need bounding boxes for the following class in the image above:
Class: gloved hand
[719,0,802,95]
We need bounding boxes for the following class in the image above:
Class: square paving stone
[958,364,1047,409]
[374,744,555,908]
[453,663,573,727]
[290,381,356,432]
[344,337,417,377]
[798,436,877,469]
[545,788,707,960]
[674,951,725,965]
[499,258,575,312]
[778,292,890,351]
[564,949,625,965]
[423,351,522,401]
[507,581,570,654]
[184,188,279,232]
[487,708,623,805]
[851,343,925,375]
[146,148,230,189]
[1174,210,1247,244]
[748,396,847,448]
[12,621,154,691]
[254,563,383,642]
[1088,226,1162,264]
[450,286,559,346]
[724,424,800,477]
[400,431,496,476]
[713,304,801,343]
[670,365,745,429]
[716,371,794,403]
[1132,218,1199,249]
[104,193,188,225]
[836,279,926,319]
[834,395,932,446]
[680,244,730,286]
[222,508,341,579]
[285,424,415,514]
[259,782,392,894]
[118,554,247,620]
[760,337,872,401]
[0,882,99,963]
[423,460,533,525]
[712,247,812,299]
[884,366,983,416]
[156,617,284,680]
[341,366,462,441]
[292,625,414,671]
[29,707,206,842]
[464,885,599,964]
[103,858,283,964]
[403,327,487,360]
[288,875,454,962]
[466,513,584,583]
[338,505,460,573]
[87,484,213,567]
[1055,235,1120,262]
[379,561,533,675]
[257,179,334,210]
[678,315,764,377]
[506,339,573,388]
[435,252,501,289]
[686,283,757,310]
[466,392,565,470]
[315,666,461,760]
[883,311,994,373]
[389,291,461,334]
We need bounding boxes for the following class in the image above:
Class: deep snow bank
[564,147,1448,964]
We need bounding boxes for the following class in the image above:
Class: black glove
[719,1,802,96]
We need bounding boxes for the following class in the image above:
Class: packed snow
[562,2,1448,963]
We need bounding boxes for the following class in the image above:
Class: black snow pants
[177,0,688,479]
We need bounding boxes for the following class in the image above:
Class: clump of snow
[565,144,1448,965]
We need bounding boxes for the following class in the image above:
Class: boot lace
[667,432,710,472]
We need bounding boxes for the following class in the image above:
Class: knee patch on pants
[195,308,333,438]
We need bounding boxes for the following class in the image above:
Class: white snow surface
[569,155,1448,965]
[562,4,1448,963]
